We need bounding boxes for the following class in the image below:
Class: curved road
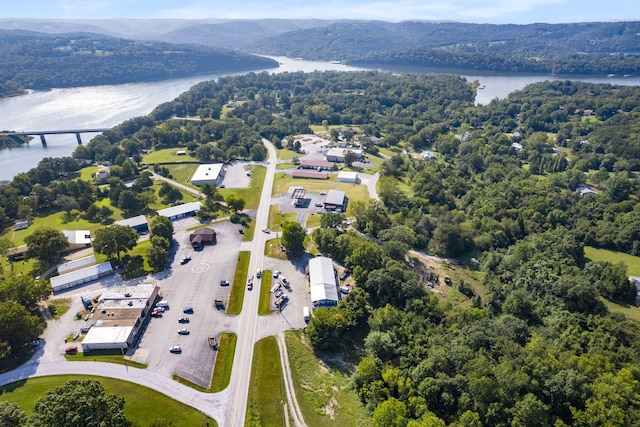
[0,138,283,427]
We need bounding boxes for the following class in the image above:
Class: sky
[1,0,638,25]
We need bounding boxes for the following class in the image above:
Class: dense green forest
[2,70,640,425]
[247,20,640,75]
[0,30,277,98]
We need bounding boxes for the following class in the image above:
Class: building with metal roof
[157,201,201,220]
[337,171,359,183]
[50,257,114,293]
[323,190,346,211]
[114,215,149,233]
[308,256,339,307]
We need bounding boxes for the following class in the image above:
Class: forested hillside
[0,30,278,98]
[2,70,640,424]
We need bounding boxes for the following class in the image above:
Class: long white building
[308,256,339,307]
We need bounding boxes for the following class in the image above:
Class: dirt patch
[324,397,338,419]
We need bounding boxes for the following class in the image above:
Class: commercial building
[326,147,364,163]
[323,189,346,211]
[157,201,201,220]
[81,284,159,352]
[191,163,224,187]
[50,255,114,293]
[337,171,359,183]
[189,227,217,247]
[292,170,329,179]
[114,215,149,234]
[299,160,334,171]
[62,230,92,250]
[308,256,339,307]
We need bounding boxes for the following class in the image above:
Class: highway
[225,138,278,426]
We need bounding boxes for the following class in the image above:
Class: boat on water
[331,60,342,64]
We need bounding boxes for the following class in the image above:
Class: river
[1,56,639,181]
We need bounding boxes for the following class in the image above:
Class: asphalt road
[225,138,278,426]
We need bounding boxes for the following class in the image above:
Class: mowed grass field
[228,251,250,315]
[245,336,288,427]
[284,330,369,427]
[584,246,640,276]
[0,375,215,426]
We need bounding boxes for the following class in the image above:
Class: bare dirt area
[410,252,483,298]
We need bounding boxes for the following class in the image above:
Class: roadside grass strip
[245,336,287,427]
[228,251,250,315]
[284,330,370,427]
[210,332,237,392]
[258,271,273,316]
[0,375,216,426]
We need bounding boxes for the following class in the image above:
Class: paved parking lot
[134,218,243,386]
[220,161,252,188]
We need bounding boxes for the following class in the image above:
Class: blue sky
[2,0,638,24]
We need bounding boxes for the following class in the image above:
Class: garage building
[308,256,339,307]
[191,163,224,187]
[337,171,359,183]
[50,255,114,293]
[157,201,201,220]
[115,215,149,234]
[323,190,346,211]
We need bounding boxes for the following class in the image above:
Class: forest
[0,30,277,98]
[1,70,640,425]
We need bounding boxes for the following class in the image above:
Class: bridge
[0,128,110,146]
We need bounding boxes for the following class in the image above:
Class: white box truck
[303,306,310,322]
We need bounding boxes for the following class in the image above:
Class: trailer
[208,336,218,350]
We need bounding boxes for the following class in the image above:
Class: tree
[320,212,347,230]
[281,221,306,255]
[92,225,138,263]
[0,301,44,357]
[225,194,246,213]
[0,275,51,312]
[344,151,357,167]
[55,194,79,214]
[30,379,130,427]
[0,401,27,427]
[24,227,69,264]
[149,215,174,241]
[146,244,169,272]
[372,398,409,427]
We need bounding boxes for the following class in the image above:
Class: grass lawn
[284,330,370,427]
[211,333,237,392]
[265,239,288,260]
[47,298,71,320]
[584,246,640,276]
[267,205,297,231]
[305,212,321,229]
[228,251,250,315]
[0,375,215,426]
[276,163,298,169]
[146,181,199,211]
[245,336,287,427]
[276,148,302,160]
[220,165,266,210]
[258,271,273,316]
[143,147,199,164]
[64,352,147,369]
[602,298,640,323]
[164,163,200,187]
[79,166,99,181]
[242,217,256,242]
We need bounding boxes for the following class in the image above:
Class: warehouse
[337,171,359,183]
[308,256,339,307]
[190,163,224,187]
[50,255,114,293]
[114,215,149,234]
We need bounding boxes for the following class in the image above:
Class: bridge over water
[0,128,110,146]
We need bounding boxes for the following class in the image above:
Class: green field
[267,205,297,231]
[245,336,287,427]
[284,330,369,427]
[211,333,237,392]
[585,246,640,276]
[143,147,199,164]
[0,375,215,426]
[228,251,250,315]
[164,163,200,187]
[258,271,273,316]
[276,148,302,160]
[305,212,321,229]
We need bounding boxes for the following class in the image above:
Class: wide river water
[1,56,639,181]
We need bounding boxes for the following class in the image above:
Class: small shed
[189,227,217,247]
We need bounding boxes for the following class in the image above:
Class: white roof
[82,326,133,345]
[191,163,224,184]
[51,261,113,290]
[309,257,339,304]
[337,171,358,180]
[62,230,92,245]
[57,255,97,274]
[157,201,201,218]
[114,215,148,228]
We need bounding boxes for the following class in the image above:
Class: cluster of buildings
[80,284,160,352]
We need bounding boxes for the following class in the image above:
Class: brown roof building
[189,227,217,247]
